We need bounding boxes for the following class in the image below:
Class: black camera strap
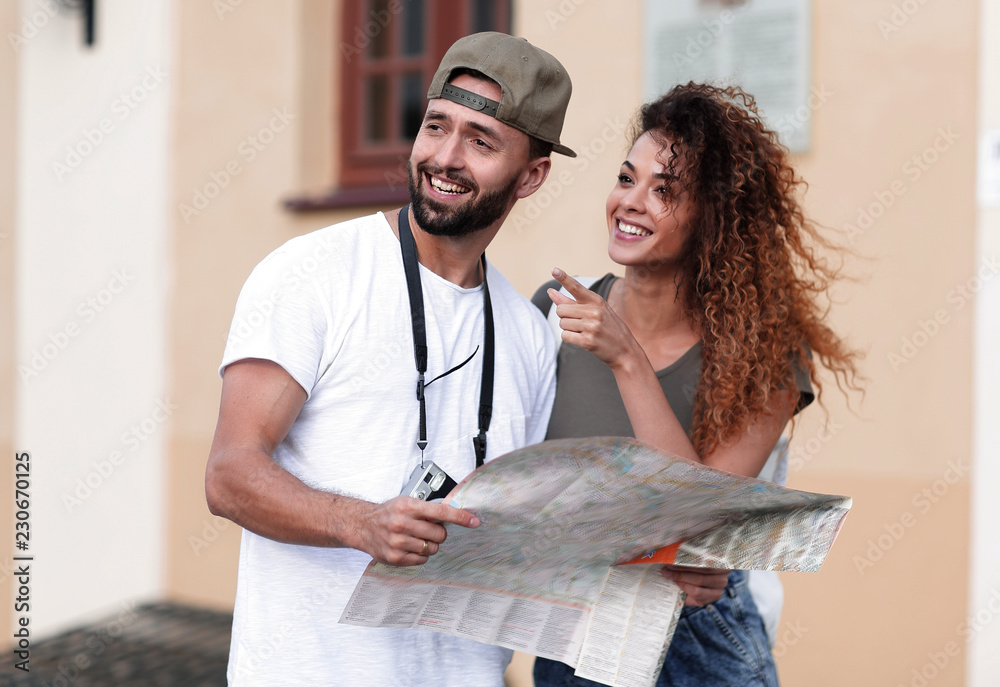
[398,205,494,469]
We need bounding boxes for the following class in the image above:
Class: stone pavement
[2,602,231,686]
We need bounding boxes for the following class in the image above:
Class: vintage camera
[401,461,458,502]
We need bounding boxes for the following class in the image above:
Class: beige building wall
[493,2,978,685]
[8,0,173,639]
[0,0,986,683]
[0,3,981,685]
[970,0,1000,684]
[153,1,981,686]
[1,0,19,647]
[778,1,977,684]
[165,0,358,607]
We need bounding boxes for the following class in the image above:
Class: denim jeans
[532,570,779,687]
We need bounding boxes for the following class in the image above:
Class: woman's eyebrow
[622,160,675,180]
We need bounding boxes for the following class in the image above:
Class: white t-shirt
[219,212,557,686]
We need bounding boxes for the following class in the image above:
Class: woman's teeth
[618,220,651,237]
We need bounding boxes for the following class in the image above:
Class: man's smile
[428,174,472,196]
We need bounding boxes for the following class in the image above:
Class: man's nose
[432,132,465,172]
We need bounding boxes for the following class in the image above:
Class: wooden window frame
[286,0,510,211]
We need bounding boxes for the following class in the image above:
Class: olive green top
[531,274,814,441]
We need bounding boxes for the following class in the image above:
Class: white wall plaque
[643,0,813,152]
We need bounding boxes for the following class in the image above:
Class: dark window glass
[401,72,424,139]
[401,0,424,56]
[473,0,497,32]
[366,74,389,142]
[338,0,511,191]
[367,0,391,59]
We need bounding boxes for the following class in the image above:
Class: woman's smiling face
[605,131,695,269]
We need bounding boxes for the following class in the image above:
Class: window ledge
[284,186,410,212]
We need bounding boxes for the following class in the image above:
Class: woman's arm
[548,270,800,603]
[548,269,795,478]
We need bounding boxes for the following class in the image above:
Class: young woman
[531,83,859,686]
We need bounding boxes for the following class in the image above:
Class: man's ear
[515,156,552,200]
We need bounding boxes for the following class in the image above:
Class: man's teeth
[430,177,470,194]
[618,221,651,237]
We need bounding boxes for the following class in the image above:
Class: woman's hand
[548,268,642,371]
[662,565,731,606]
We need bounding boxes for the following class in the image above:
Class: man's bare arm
[204,358,479,566]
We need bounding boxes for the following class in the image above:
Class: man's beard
[407,161,519,237]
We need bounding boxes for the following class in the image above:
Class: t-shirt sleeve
[530,279,560,316]
[219,249,330,400]
[525,324,557,445]
[793,348,815,414]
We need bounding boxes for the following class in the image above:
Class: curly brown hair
[633,82,860,455]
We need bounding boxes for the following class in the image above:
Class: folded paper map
[341,436,851,687]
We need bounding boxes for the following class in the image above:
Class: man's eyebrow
[466,119,504,143]
[423,106,506,146]
[424,109,451,123]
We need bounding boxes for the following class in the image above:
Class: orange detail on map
[620,541,682,565]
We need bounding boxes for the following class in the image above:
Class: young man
[205,32,575,685]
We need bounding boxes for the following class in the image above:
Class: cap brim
[552,142,576,158]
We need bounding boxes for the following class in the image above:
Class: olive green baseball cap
[427,32,576,157]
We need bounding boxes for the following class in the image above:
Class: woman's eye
[617,174,632,184]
